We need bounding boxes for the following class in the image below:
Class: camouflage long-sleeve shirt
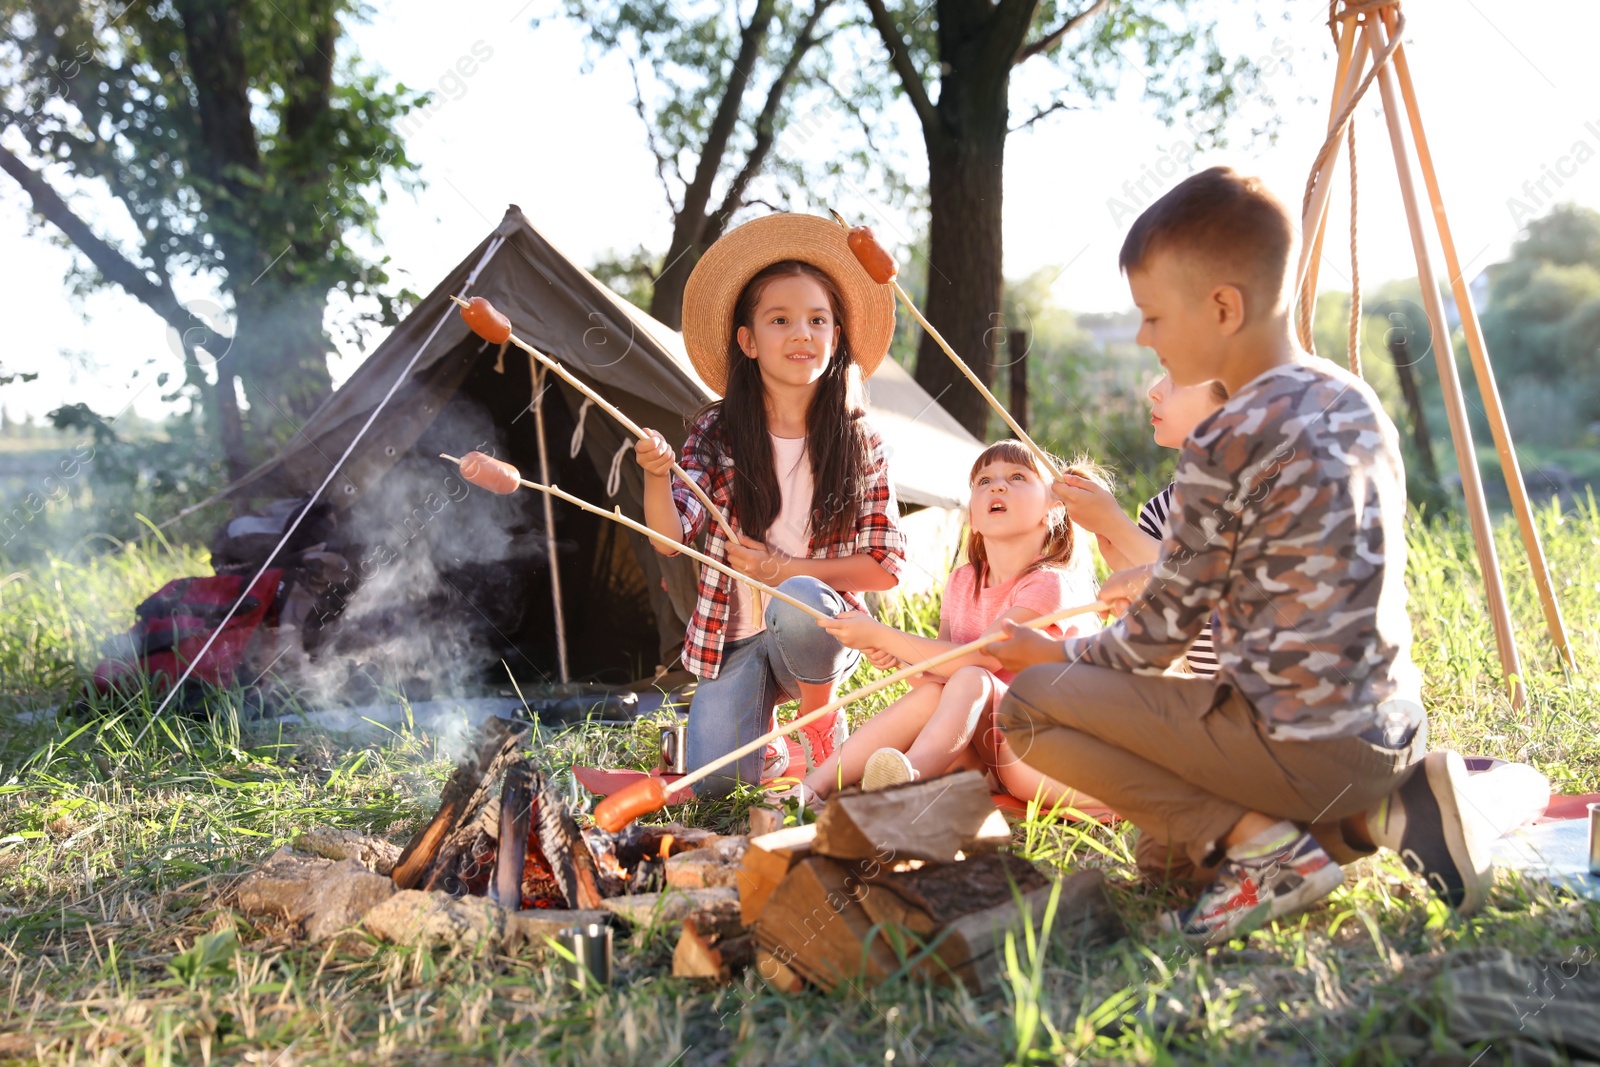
[1062,359,1424,741]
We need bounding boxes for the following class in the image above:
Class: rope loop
[570,398,594,459]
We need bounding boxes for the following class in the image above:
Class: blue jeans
[686,576,859,798]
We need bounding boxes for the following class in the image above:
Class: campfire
[388,716,708,910]
[230,716,1122,995]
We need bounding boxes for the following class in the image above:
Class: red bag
[92,571,283,697]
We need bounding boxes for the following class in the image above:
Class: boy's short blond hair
[1119,167,1296,315]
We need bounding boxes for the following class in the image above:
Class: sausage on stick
[831,212,1060,477]
[445,452,827,622]
[452,295,739,542]
[591,597,1106,831]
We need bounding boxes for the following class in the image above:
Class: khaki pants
[997,663,1426,879]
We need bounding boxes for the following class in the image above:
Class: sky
[3,0,1599,425]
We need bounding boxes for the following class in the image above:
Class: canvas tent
[228,205,983,685]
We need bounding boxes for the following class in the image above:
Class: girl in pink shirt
[799,440,1106,807]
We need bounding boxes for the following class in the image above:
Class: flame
[660,833,675,861]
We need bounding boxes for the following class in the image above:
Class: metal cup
[558,922,612,988]
[1588,802,1600,877]
[659,724,687,775]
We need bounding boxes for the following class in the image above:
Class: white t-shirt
[727,434,814,640]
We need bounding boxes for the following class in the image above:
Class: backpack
[91,570,284,700]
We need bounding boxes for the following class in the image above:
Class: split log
[493,763,534,908]
[746,804,783,839]
[665,835,748,889]
[533,771,606,909]
[737,823,817,925]
[753,947,806,994]
[812,770,1009,863]
[753,855,903,992]
[392,716,529,890]
[671,900,753,982]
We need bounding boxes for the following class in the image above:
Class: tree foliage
[0,0,426,475]
[861,0,1278,434]
[562,0,908,326]
[1481,204,1600,442]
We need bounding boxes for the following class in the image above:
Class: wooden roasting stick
[450,294,739,543]
[828,211,1060,477]
[443,451,828,623]
[592,598,1107,831]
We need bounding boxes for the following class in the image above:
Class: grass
[1,498,1597,1065]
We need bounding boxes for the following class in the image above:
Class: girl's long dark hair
[701,260,872,546]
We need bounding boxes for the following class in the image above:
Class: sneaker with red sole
[799,710,847,769]
[1162,831,1344,944]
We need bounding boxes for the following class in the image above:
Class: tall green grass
[0,498,1596,1065]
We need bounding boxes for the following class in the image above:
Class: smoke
[270,399,551,710]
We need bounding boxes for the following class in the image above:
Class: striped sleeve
[1136,484,1173,541]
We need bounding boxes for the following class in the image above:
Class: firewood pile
[732,770,1124,993]
[230,717,744,951]
[229,719,1123,992]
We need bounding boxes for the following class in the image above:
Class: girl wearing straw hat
[634,213,908,797]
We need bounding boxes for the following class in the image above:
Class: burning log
[493,763,534,908]
[392,716,529,890]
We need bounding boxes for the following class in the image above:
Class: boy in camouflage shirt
[987,167,1493,942]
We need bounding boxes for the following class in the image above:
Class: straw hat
[682,213,896,396]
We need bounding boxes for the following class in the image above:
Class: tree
[862,0,1274,435]
[563,0,904,327]
[0,0,424,477]
[1480,204,1600,442]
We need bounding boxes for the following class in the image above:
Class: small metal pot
[1588,802,1600,877]
[557,922,612,988]
[659,724,688,775]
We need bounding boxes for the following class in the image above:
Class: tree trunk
[1389,331,1439,485]
[233,280,335,435]
[208,372,250,483]
[914,66,1011,439]
[649,218,704,331]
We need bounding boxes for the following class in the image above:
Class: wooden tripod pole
[1363,11,1526,708]
[1381,5,1573,669]
[1296,21,1371,332]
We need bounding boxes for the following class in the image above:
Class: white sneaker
[762,740,790,780]
[862,747,917,791]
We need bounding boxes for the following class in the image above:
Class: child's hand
[1097,563,1155,617]
[817,610,887,651]
[860,645,900,671]
[634,429,675,478]
[1053,472,1124,534]
[725,536,788,584]
[984,620,1066,673]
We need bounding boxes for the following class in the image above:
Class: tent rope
[569,397,594,459]
[606,441,629,498]
[123,232,511,756]
[1297,0,1404,354]
[494,339,509,374]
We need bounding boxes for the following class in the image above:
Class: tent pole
[532,364,571,683]
[1363,11,1525,709]
[1381,6,1573,669]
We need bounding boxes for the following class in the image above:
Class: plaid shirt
[670,408,906,679]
